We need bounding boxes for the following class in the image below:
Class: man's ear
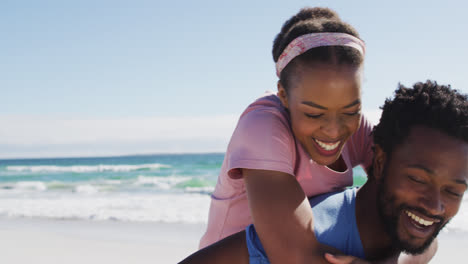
[373,144,387,181]
[277,81,289,109]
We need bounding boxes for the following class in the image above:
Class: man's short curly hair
[373,80,468,157]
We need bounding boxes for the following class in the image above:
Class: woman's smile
[312,138,342,156]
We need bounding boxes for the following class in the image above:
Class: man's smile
[405,210,440,227]
[402,209,442,239]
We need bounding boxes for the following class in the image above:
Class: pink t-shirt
[199,92,374,249]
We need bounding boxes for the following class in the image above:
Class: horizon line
[0,151,226,161]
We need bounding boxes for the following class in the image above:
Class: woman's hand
[324,253,399,264]
[325,253,372,264]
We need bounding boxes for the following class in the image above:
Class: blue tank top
[246,188,365,263]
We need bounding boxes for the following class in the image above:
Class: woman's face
[278,62,362,167]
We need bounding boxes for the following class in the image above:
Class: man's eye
[305,113,323,119]
[408,175,426,184]
[446,189,462,198]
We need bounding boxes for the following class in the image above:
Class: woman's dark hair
[272,7,364,91]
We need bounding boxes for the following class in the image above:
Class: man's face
[376,126,468,255]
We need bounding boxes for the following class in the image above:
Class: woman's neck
[327,155,347,172]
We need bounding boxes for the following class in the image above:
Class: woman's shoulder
[225,91,297,179]
[234,91,292,136]
[350,114,374,142]
[240,91,287,118]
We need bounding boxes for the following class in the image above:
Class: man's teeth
[314,139,340,151]
[406,210,434,226]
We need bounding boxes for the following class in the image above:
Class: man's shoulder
[309,188,357,232]
[309,187,357,211]
[310,188,364,258]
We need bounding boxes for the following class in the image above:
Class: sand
[0,217,204,264]
[0,217,463,263]
[429,230,465,263]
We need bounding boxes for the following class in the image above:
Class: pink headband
[275,32,366,77]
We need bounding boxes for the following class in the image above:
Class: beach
[431,231,466,263]
[0,217,205,264]
[0,154,466,263]
[0,217,465,264]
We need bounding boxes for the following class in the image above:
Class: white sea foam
[134,175,190,190]
[185,186,215,194]
[74,185,99,195]
[0,192,211,223]
[0,176,200,195]
[103,180,122,185]
[14,181,47,191]
[0,188,466,229]
[6,163,171,173]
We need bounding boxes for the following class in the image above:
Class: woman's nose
[321,116,342,139]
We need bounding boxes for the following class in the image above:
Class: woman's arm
[243,168,336,264]
[179,231,249,264]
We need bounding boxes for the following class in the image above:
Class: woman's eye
[305,113,323,119]
[344,111,361,116]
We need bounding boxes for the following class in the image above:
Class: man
[179,81,468,263]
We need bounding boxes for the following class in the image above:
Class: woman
[199,7,432,263]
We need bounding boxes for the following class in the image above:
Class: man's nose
[420,187,445,216]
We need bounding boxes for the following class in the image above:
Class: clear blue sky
[1,0,467,158]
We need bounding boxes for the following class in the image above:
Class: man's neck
[355,182,399,260]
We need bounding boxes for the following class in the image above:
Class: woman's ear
[277,81,289,109]
[373,144,387,181]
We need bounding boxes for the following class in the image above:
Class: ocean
[0,153,466,233]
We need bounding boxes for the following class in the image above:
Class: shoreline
[0,217,205,264]
[0,217,464,263]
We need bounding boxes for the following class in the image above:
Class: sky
[1,0,467,159]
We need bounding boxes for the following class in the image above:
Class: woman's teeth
[314,139,340,151]
[406,210,435,226]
